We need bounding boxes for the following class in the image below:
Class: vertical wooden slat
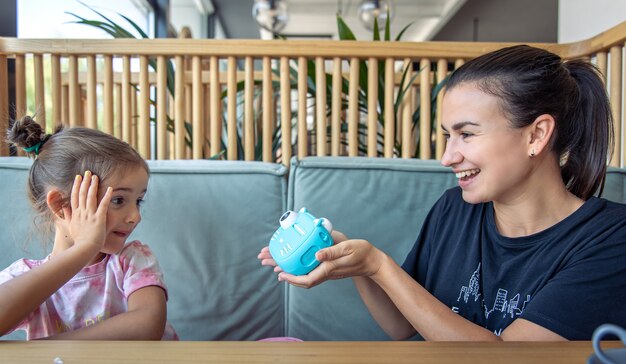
[384,58,395,158]
[210,56,221,158]
[130,89,138,149]
[367,57,378,157]
[419,58,432,159]
[103,55,114,135]
[262,57,272,162]
[15,55,26,118]
[348,57,360,157]
[168,94,176,160]
[596,52,608,83]
[609,46,622,167]
[227,56,237,160]
[192,56,204,159]
[315,57,327,156]
[203,84,211,158]
[297,57,308,159]
[61,86,69,126]
[156,56,167,160]
[435,58,448,159]
[331,58,341,156]
[401,58,414,158]
[0,55,8,155]
[33,54,46,131]
[68,55,79,127]
[454,59,465,70]
[139,55,151,159]
[50,55,62,128]
[84,55,96,129]
[174,56,185,159]
[122,56,132,143]
[114,84,122,139]
[244,57,254,161]
[280,57,292,165]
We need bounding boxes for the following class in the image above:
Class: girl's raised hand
[62,171,113,252]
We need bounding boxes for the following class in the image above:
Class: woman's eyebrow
[441,121,480,133]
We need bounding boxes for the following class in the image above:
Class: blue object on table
[269,207,333,276]
[587,324,626,364]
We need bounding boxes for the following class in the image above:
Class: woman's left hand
[278,233,385,289]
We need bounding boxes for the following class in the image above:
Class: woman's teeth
[456,169,480,179]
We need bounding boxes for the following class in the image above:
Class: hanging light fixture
[252,0,289,35]
[357,0,394,31]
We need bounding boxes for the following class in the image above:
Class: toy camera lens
[280,211,291,221]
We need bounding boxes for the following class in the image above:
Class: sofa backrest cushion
[285,157,457,340]
[135,160,287,340]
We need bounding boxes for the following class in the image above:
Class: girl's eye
[136,198,144,207]
[111,197,124,205]
[461,132,473,139]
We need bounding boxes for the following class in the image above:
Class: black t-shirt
[401,187,626,340]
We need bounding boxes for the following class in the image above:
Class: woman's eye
[111,197,124,205]
[461,132,473,139]
[136,198,144,207]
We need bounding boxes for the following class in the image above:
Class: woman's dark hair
[445,45,613,200]
[7,116,149,236]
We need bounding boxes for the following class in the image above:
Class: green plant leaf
[337,14,357,41]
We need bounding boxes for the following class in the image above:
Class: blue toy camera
[269,207,333,276]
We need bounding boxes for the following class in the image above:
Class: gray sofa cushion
[603,167,626,203]
[285,157,457,340]
[136,160,288,340]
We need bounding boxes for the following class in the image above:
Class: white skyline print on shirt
[456,263,532,321]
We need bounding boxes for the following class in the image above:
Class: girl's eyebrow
[442,121,480,133]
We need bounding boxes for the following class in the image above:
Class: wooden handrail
[0,21,624,166]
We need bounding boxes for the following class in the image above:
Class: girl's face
[440,83,532,205]
[99,166,149,255]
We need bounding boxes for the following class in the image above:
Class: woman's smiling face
[440,82,533,205]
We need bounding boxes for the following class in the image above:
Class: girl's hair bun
[7,116,46,152]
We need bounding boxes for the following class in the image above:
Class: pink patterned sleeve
[116,241,169,300]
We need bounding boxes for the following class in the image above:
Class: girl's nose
[126,206,141,225]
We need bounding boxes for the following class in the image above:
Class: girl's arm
[0,243,103,336]
[44,286,167,340]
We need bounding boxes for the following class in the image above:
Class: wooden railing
[0,21,625,166]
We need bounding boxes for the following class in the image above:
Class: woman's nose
[441,140,462,167]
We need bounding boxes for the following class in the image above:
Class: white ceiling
[270,0,467,41]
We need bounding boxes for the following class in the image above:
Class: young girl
[259,45,626,340]
[0,116,178,340]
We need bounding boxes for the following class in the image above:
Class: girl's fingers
[70,174,82,210]
[78,171,92,210]
[86,175,99,212]
[96,186,113,217]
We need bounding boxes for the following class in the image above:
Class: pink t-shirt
[0,241,178,340]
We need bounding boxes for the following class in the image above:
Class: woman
[258,45,626,341]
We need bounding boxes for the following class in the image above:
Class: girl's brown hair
[7,116,149,236]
